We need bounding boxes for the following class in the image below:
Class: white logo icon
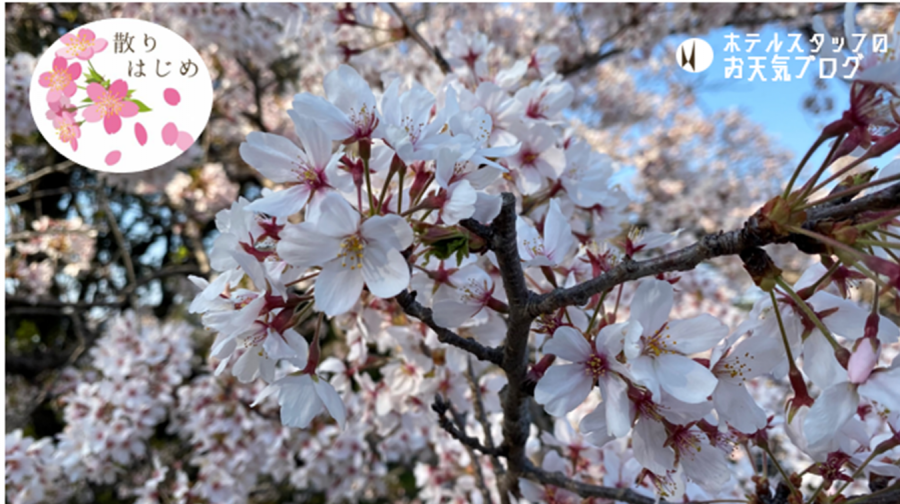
[676,38,714,73]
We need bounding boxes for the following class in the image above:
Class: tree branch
[431,395,508,458]
[395,289,504,366]
[5,160,74,193]
[523,461,660,504]
[529,181,900,317]
[388,3,452,75]
[487,192,536,501]
[465,359,506,481]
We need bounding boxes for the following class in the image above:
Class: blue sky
[667,25,853,180]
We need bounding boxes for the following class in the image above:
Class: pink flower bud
[848,338,880,384]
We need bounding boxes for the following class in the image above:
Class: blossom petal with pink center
[239,131,306,184]
[432,293,485,328]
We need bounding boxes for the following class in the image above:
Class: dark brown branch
[529,181,900,317]
[431,395,508,458]
[388,3,452,75]
[844,483,900,504]
[486,193,536,501]
[559,48,624,77]
[523,461,660,504]
[395,289,504,366]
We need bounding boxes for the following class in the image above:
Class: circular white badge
[676,38,714,73]
[29,18,213,173]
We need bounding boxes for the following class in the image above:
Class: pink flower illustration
[52,111,81,152]
[83,80,139,134]
[38,57,81,104]
[45,95,76,121]
[56,28,108,60]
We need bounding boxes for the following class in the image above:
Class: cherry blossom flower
[512,73,574,123]
[51,110,81,152]
[506,122,566,195]
[240,112,349,219]
[381,80,446,163]
[803,317,900,455]
[622,279,725,404]
[431,264,497,328]
[445,30,492,73]
[38,56,81,103]
[560,139,617,208]
[516,198,575,267]
[709,333,782,434]
[253,370,347,429]
[277,193,413,316]
[55,28,108,60]
[292,65,384,142]
[534,325,632,431]
[83,80,139,134]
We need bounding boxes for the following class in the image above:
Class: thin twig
[388,3,452,74]
[523,461,660,504]
[395,289,504,366]
[5,160,74,193]
[465,359,506,481]
[432,395,508,458]
[97,190,137,293]
[446,397,492,503]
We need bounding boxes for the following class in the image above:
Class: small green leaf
[81,97,93,103]
[130,99,152,113]
[126,89,135,98]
